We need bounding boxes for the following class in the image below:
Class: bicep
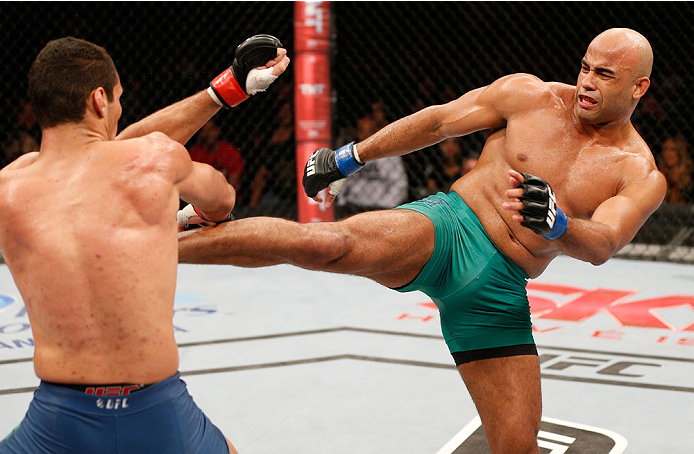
[176,160,215,201]
[437,86,506,138]
[590,171,666,250]
[438,74,541,138]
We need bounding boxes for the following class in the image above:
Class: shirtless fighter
[178,29,665,453]
[0,35,288,453]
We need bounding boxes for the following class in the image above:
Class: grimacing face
[573,29,651,126]
[574,51,636,124]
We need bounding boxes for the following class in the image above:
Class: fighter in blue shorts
[1,374,227,454]
[0,34,289,453]
[179,29,664,454]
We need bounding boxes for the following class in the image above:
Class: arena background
[0,2,692,263]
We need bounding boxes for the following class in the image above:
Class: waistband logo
[96,398,129,410]
[86,385,143,396]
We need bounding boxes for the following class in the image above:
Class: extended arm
[355,82,508,162]
[117,36,289,144]
[117,91,220,144]
[303,74,541,204]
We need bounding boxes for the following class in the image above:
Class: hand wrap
[177,204,234,230]
[518,173,567,240]
[208,34,283,108]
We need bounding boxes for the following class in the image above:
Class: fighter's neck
[39,122,110,155]
[570,110,633,143]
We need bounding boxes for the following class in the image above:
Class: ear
[632,77,650,100]
[91,87,108,119]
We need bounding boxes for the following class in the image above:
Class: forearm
[357,106,445,161]
[118,91,220,144]
[554,218,621,266]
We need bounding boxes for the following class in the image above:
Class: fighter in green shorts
[180,28,662,453]
[394,191,536,365]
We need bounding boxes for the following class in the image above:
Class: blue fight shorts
[0,372,229,454]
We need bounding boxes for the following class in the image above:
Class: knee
[296,224,349,269]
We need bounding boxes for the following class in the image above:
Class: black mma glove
[303,142,364,198]
[208,34,283,108]
[518,173,568,240]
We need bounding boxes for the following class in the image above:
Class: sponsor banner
[406,281,694,334]
[294,1,330,53]
[294,53,331,142]
[294,1,333,223]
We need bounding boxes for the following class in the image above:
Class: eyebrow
[581,59,616,76]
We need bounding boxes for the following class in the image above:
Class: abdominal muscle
[450,159,559,279]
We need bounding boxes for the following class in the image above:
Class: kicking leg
[458,354,542,454]
[178,209,435,288]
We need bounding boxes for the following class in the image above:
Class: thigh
[458,355,541,454]
[336,208,435,288]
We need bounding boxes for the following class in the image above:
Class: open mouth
[578,94,598,108]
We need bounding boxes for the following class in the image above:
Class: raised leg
[458,355,542,454]
[178,209,435,289]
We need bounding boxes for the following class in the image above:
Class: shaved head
[574,28,653,124]
[589,28,653,79]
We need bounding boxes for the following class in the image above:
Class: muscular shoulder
[128,133,189,164]
[0,152,39,173]
[140,132,186,157]
[0,152,39,186]
[485,73,559,117]
[617,139,666,201]
[143,132,193,181]
[115,133,192,180]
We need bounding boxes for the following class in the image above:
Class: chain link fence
[1,2,692,263]
[0,2,296,221]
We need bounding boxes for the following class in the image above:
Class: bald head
[589,28,653,79]
[574,28,653,124]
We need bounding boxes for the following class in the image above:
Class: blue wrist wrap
[542,207,568,240]
[334,142,363,177]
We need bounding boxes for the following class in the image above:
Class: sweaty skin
[0,44,288,454]
[0,47,289,387]
[0,110,235,385]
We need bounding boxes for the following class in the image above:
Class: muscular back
[451,78,661,277]
[0,136,184,384]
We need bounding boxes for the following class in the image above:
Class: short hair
[28,37,118,129]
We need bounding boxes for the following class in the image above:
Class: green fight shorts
[394,191,534,356]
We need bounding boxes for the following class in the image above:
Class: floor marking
[2,326,693,364]
[3,353,693,396]
[437,416,628,454]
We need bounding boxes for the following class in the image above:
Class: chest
[500,112,626,218]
